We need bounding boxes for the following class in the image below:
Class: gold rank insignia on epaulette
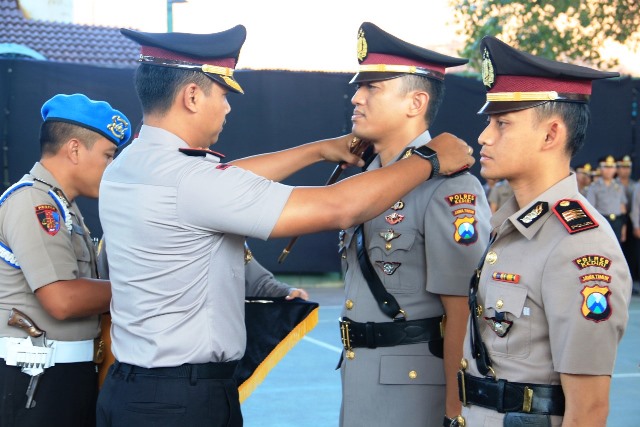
[552,199,599,234]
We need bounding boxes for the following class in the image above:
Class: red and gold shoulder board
[552,199,598,234]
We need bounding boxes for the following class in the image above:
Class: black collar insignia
[179,148,226,158]
[517,201,549,227]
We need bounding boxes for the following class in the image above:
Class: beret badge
[481,47,495,89]
[107,115,130,141]
[357,28,368,62]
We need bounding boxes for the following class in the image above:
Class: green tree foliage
[450,0,640,73]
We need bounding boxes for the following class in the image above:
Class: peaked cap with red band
[120,25,246,94]
[350,22,468,84]
[478,36,619,115]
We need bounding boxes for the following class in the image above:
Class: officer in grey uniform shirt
[96,26,475,427]
[487,179,514,213]
[585,155,627,241]
[0,94,130,427]
[458,36,631,427]
[337,23,491,427]
[616,155,637,281]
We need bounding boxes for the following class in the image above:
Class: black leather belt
[112,360,238,379]
[458,372,565,416]
[339,316,443,350]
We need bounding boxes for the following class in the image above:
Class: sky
[19,0,639,75]
[71,0,466,72]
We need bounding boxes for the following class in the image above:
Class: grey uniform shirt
[338,131,491,427]
[488,180,514,210]
[0,162,100,341]
[462,174,631,426]
[585,178,627,216]
[99,125,293,368]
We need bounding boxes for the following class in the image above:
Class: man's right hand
[426,132,475,176]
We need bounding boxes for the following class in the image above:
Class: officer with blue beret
[96,25,475,427]
[459,36,631,427]
[0,93,130,427]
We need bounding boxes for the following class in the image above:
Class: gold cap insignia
[222,76,243,94]
[107,115,129,141]
[357,28,368,62]
[481,47,495,89]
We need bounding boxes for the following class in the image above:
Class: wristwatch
[443,415,465,427]
[412,145,440,180]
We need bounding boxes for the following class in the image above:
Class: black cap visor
[204,72,244,94]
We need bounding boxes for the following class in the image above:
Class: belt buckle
[339,318,352,351]
[458,358,468,406]
[522,385,533,412]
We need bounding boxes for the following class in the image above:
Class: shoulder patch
[178,147,226,158]
[453,216,478,245]
[552,199,598,234]
[517,201,548,227]
[573,255,612,270]
[445,193,477,206]
[581,285,612,322]
[35,204,61,236]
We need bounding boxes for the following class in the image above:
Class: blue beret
[41,94,131,146]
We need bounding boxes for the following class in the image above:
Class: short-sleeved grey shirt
[0,163,100,341]
[99,125,293,368]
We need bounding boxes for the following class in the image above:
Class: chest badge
[391,200,404,211]
[375,261,401,275]
[385,213,405,225]
[485,251,498,265]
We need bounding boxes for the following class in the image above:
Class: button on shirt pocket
[379,354,445,385]
[484,282,530,358]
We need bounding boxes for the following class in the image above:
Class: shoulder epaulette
[552,199,599,234]
[178,147,225,158]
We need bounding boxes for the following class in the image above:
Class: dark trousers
[0,359,98,427]
[96,361,242,427]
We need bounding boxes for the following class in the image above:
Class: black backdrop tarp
[1,58,639,273]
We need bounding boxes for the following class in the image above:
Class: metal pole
[167,0,173,33]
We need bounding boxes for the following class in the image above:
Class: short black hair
[400,75,445,127]
[134,64,214,115]
[39,121,101,157]
[533,102,590,157]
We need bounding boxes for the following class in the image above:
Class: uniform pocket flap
[379,354,444,385]
[485,282,527,318]
[370,231,416,255]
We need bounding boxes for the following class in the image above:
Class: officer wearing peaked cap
[96,25,474,427]
[575,162,593,195]
[0,94,130,427]
[585,155,627,241]
[338,22,490,427]
[460,36,630,427]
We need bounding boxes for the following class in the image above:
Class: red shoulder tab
[552,199,599,234]
[178,148,225,158]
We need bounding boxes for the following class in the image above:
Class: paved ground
[241,278,640,426]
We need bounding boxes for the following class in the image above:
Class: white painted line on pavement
[613,373,640,378]
[303,336,342,354]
